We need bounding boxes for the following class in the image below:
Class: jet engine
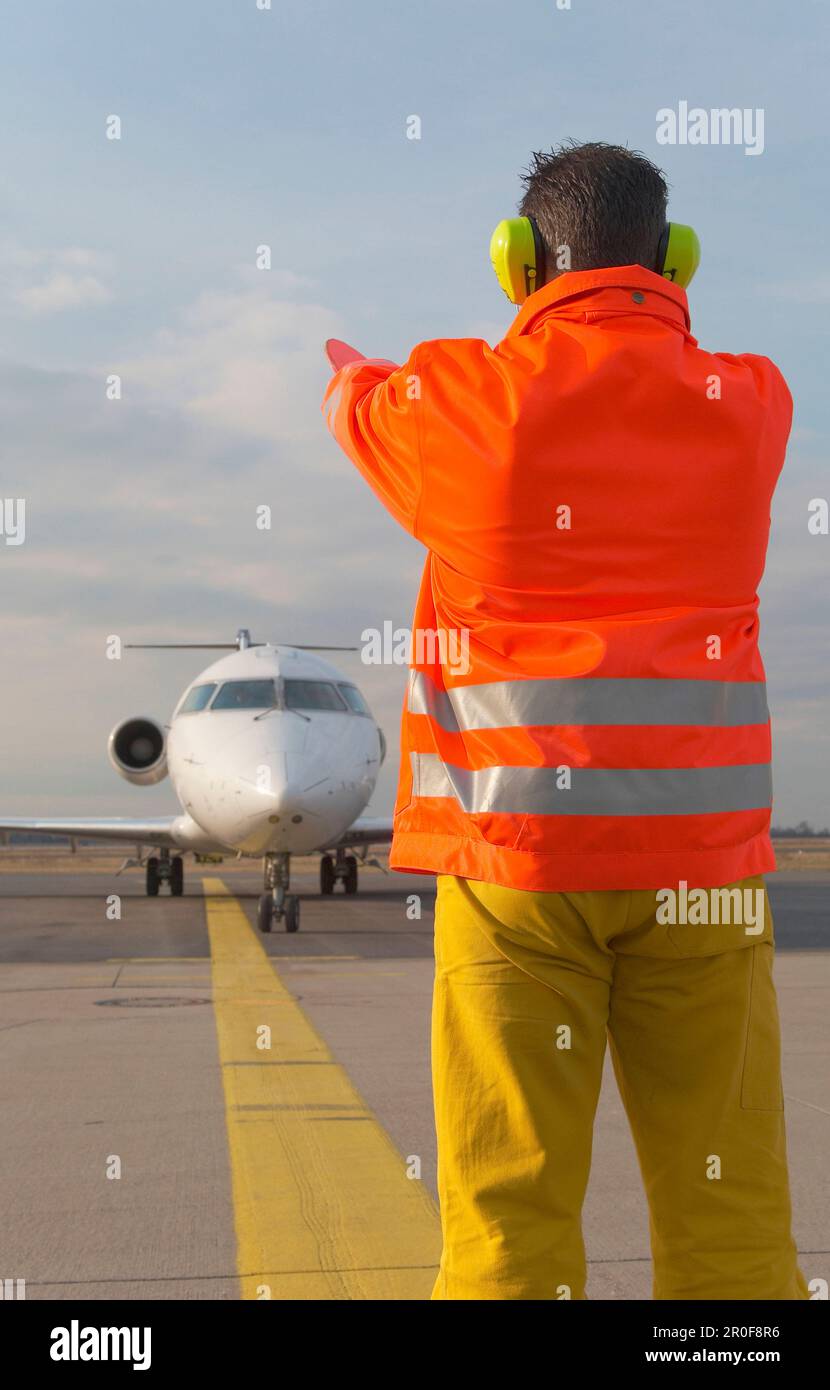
[108,716,168,785]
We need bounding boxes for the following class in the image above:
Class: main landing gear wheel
[170,856,184,896]
[320,855,335,895]
[144,848,183,896]
[322,851,360,895]
[146,857,160,896]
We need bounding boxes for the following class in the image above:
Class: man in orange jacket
[323,142,807,1301]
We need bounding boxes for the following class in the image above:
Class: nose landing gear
[258,852,300,933]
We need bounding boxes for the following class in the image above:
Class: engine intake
[108,717,168,786]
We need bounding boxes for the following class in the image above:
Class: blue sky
[1,0,827,825]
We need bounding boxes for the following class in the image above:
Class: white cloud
[15,271,111,314]
[121,273,343,445]
[2,243,114,314]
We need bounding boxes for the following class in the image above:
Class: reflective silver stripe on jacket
[408,671,769,732]
[410,754,772,817]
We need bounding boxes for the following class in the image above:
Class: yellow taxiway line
[202,878,440,1299]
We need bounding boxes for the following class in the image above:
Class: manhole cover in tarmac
[95,996,210,1008]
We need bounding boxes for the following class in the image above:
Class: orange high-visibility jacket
[323,265,792,891]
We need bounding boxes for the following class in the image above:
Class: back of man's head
[519,141,669,279]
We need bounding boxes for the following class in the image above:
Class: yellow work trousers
[431,873,807,1301]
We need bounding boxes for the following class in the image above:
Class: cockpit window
[178,683,217,714]
[284,680,347,711]
[337,683,372,716]
[211,679,278,711]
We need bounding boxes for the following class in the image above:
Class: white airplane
[0,630,393,933]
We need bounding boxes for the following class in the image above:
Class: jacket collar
[505,264,692,337]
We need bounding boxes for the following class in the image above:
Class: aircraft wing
[0,815,219,851]
[324,816,394,850]
[0,812,393,855]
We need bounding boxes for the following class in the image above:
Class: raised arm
[322,344,424,536]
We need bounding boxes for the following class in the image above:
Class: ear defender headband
[489,216,701,304]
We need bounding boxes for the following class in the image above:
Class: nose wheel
[284,895,300,933]
[258,853,300,932]
[257,891,300,933]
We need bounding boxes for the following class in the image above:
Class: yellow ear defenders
[489,217,701,304]
[489,217,547,305]
[654,222,701,289]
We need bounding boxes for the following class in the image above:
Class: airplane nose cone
[237,753,320,828]
[228,755,334,855]
[239,756,297,815]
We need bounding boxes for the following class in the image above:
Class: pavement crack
[0,1017,47,1033]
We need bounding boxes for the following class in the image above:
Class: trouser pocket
[741,941,784,1112]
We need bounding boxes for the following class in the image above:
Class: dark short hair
[518,141,668,274]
